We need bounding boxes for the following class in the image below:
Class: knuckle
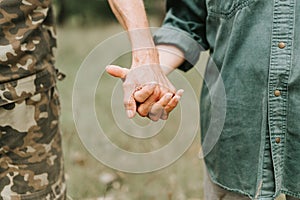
[123,100,133,109]
[145,89,153,96]
[150,115,160,122]
[152,88,161,100]
[165,106,173,113]
[137,107,148,117]
[123,100,129,106]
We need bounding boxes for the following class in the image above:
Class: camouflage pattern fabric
[0,0,57,83]
[0,87,66,200]
[0,0,66,199]
[0,0,59,105]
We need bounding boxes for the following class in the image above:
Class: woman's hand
[106,64,183,121]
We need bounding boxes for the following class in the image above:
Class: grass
[55,22,286,200]
[55,21,205,200]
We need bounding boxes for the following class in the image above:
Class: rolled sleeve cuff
[153,26,204,72]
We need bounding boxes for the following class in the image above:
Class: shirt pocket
[206,0,255,19]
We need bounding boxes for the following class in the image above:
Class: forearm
[157,44,185,75]
[108,0,158,67]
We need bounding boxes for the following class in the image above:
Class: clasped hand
[106,64,183,121]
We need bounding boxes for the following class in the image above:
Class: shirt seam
[254,96,268,199]
[207,0,254,19]
[281,189,300,199]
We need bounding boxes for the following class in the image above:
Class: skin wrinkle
[107,0,186,120]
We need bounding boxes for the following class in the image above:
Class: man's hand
[107,0,185,121]
[106,65,183,121]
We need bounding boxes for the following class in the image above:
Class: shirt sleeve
[153,0,208,72]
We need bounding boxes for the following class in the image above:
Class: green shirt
[154,0,300,199]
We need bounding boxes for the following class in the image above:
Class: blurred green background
[53,1,285,200]
[53,0,166,26]
[54,1,204,199]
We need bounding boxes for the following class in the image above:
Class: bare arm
[108,0,159,67]
[157,44,185,75]
[106,0,184,120]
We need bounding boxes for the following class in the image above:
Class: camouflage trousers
[0,87,66,200]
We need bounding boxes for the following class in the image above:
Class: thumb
[106,65,136,119]
[105,65,129,79]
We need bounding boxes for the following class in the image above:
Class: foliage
[53,0,165,25]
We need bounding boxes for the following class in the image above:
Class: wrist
[129,28,155,51]
[131,47,160,68]
[160,65,175,75]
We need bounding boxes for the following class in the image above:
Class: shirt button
[278,42,286,49]
[274,90,281,97]
[275,137,281,144]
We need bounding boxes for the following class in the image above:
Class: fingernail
[160,113,168,120]
[174,96,181,102]
[177,89,184,96]
[166,93,173,99]
[126,110,135,118]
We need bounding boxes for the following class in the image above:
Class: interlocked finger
[160,96,179,120]
[160,89,184,120]
[148,93,173,121]
[134,84,156,103]
[137,86,161,117]
[165,89,184,112]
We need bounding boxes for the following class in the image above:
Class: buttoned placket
[267,0,295,197]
